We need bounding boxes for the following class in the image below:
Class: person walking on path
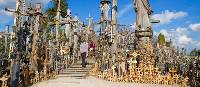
[80,41,88,68]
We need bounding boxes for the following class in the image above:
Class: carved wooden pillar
[111,0,118,62]
[30,3,42,79]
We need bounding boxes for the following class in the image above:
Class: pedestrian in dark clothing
[80,41,88,68]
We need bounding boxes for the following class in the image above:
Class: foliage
[45,0,69,41]
[46,0,68,21]
[190,49,200,56]
[158,33,165,46]
[165,41,171,47]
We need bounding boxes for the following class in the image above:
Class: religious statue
[134,0,153,42]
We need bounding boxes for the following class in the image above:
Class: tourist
[80,41,88,68]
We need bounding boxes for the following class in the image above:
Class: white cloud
[0,0,3,3]
[177,35,192,45]
[176,27,188,35]
[159,27,194,48]
[189,23,200,31]
[0,0,15,7]
[29,0,51,5]
[118,4,132,18]
[0,9,13,16]
[0,0,50,8]
[152,10,187,24]
[193,41,200,48]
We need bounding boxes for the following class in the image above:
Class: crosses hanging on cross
[130,51,139,58]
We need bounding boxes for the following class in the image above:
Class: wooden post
[30,3,42,80]
[111,0,118,63]
[9,0,23,86]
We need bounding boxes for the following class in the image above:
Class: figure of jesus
[134,0,152,30]
[134,0,153,42]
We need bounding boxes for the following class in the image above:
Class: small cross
[169,67,177,77]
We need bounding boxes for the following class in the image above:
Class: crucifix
[169,67,177,77]
[128,57,137,74]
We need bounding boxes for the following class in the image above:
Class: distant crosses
[86,14,93,42]
[1,25,11,54]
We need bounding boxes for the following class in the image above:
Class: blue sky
[0,0,200,51]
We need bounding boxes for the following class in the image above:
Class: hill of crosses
[0,0,199,87]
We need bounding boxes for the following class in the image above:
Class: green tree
[46,0,68,21]
[190,49,200,56]
[158,33,166,46]
[45,0,69,40]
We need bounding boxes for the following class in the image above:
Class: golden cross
[169,67,177,77]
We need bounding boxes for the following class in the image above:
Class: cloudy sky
[0,0,200,51]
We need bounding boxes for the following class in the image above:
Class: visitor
[89,41,96,59]
[80,41,88,68]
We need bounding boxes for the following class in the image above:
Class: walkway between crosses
[31,58,179,87]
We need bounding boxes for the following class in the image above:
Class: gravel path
[31,76,179,87]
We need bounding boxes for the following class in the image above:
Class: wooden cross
[130,51,139,58]
[128,58,137,75]
[0,25,11,53]
[98,72,103,79]
[154,67,159,75]
[169,67,177,77]
[181,76,188,87]
[43,58,49,80]
[173,74,179,84]
[111,65,116,77]
[148,64,154,75]
[136,67,141,76]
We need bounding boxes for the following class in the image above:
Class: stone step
[60,72,88,74]
[73,63,94,65]
[71,65,93,68]
[58,74,87,78]
[58,75,86,79]
[63,70,89,73]
[57,59,95,79]
[67,67,91,70]
[71,64,93,66]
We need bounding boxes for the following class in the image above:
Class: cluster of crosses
[0,0,198,87]
[0,0,95,86]
[89,0,189,87]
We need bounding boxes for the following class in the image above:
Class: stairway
[58,59,94,79]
